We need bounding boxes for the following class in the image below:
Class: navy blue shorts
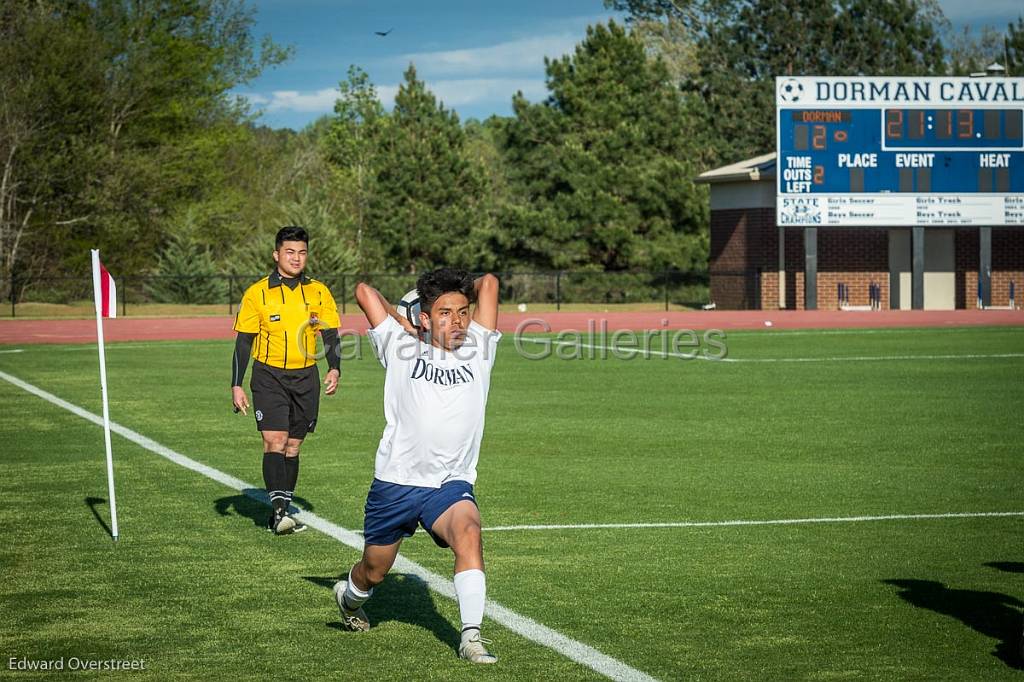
[363,479,477,548]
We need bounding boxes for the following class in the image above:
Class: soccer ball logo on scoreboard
[779,78,804,103]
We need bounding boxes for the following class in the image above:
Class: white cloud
[376,84,400,108]
[426,78,548,107]
[243,93,271,106]
[243,78,547,116]
[397,34,580,77]
[257,88,341,112]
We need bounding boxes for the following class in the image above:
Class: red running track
[0,309,1021,345]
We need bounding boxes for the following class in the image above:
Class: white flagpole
[91,249,119,541]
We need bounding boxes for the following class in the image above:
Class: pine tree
[323,66,388,268]
[145,208,226,304]
[366,65,491,273]
[502,21,708,273]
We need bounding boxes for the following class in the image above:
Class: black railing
[2,271,709,317]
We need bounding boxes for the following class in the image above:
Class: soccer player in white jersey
[333,268,501,664]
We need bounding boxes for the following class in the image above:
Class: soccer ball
[396,288,422,328]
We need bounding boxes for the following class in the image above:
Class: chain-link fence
[2,271,709,317]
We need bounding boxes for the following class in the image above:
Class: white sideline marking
[0,348,23,354]
[722,353,1024,363]
[725,327,1024,337]
[0,369,658,682]
[483,511,1024,532]
[515,337,1024,363]
[516,336,718,361]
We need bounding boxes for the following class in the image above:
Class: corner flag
[91,250,120,541]
[97,260,117,318]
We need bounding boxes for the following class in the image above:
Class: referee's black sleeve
[320,328,341,372]
[232,332,256,386]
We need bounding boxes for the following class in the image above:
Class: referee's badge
[308,304,322,329]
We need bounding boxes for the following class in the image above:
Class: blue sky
[238,0,1024,131]
[238,0,624,129]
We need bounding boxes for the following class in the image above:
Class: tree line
[2,0,1022,303]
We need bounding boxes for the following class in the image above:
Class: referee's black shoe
[267,510,306,535]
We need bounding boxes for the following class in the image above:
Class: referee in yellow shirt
[231,226,341,534]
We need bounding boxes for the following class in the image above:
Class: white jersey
[367,315,501,488]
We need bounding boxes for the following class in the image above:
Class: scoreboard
[776,76,1024,227]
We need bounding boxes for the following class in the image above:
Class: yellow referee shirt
[233,271,341,370]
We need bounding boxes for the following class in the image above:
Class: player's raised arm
[355,282,417,333]
[471,273,499,331]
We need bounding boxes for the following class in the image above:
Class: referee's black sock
[283,455,299,506]
[263,452,289,514]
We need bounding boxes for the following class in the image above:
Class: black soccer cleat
[267,510,298,535]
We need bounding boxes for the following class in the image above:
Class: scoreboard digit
[883,108,1023,148]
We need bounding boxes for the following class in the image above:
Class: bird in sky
[374,28,393,37]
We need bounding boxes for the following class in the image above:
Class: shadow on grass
[986,561,1024,574]
[884,578,1024,669]
[85,496,113,539]
[303,573,460,653]
[214,488,316,529]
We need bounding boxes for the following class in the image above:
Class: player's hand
[392,309,419,336]
[324,369,340,396]
[232,386,249,415]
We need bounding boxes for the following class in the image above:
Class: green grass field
[1,326,1022,680]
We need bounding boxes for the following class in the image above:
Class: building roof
[696,152,776,184]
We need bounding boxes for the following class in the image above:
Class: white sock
[454,568,486,634]
[342,569,372,611]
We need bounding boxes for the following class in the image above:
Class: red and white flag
[95,259,117,318]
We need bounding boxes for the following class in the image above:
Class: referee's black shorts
[250,361,320,439]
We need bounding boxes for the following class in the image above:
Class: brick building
[697,153,1024,310]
